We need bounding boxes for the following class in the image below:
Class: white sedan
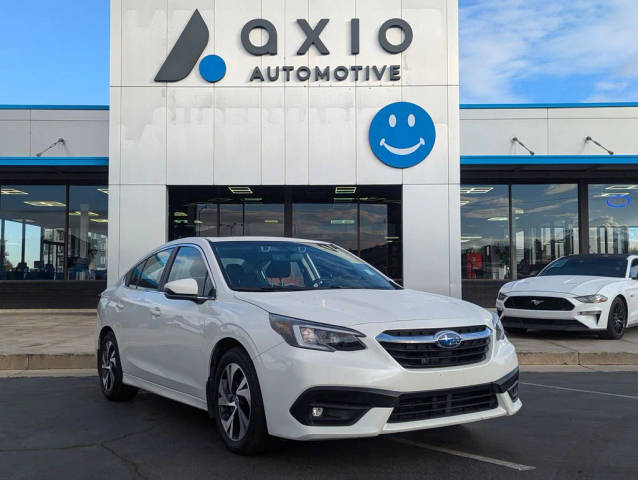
[497,254,638,339]
[98,237,520,455]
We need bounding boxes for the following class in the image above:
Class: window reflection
[68,186,108,280]
[0,185,66,280]
[588,184,638,254]
[460,185,511,280]
[511,184,579,278]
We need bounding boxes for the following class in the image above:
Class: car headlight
[497,292,507,302]
[269,313,366,352]
[491,312,505,341]
[574,294,608,304]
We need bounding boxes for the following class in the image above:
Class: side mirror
[164,278,210,304]
[630,267,638,280]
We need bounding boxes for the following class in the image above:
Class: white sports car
[496,254,638,339]
[97,237,520,455]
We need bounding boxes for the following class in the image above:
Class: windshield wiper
[234,286,314,292]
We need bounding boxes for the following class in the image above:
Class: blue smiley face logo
[369,102,436,169]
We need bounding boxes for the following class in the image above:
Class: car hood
[234,288,492,328]
[501,275,621,296]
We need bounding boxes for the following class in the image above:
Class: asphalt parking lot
[1,372,637,480]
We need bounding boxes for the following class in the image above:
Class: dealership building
[1,0,638,308]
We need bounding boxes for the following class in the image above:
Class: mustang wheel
[214,348,271,455]
[98,331,138,401]
[600,297,627,340]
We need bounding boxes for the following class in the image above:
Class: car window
[126,260,145,288]
[138,250,172,290]
[166,246,213,297]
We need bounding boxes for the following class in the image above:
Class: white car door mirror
[630,266,638,280]
[164,278,208,304]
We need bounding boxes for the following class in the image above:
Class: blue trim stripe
[0,157,108,167]
[0,105,109,111]
[462,155,638,166]
[461,102,638,110]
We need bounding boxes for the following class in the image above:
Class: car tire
[214,348,273,455]
[600,297,627,340]
[98,331,138,401]
[505,327,527,336]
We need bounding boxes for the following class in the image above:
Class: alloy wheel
[100,340,117,393]
[218,363,252,442]
[611,302,626,335]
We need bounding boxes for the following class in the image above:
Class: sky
[0,0,637,105]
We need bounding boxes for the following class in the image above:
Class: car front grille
[504,296,574,311]
[377,326,491,369]
[388,384,498,423]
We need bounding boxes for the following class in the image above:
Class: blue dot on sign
[199,55,226,83]
[369,102,436,169]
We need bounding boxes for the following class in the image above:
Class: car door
[121,249,173,383]
[151,245,217,400]
[626,257,638,325]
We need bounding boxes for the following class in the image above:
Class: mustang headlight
[491,312,506,341]
[269,313,366,352]
[574,294,608,304]
[497,292,507,302]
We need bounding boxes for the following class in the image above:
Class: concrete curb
[0,354,95,370]
[2,351,638,370]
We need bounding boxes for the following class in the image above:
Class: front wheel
[214,348,271,455]
[98,331,138,401]
[600,298,627,340]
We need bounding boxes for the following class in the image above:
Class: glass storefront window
[460,185,511,280]
[0,185,66,280]
[588,184,638,254]
[168,186,403,283]
[68,186,108,280]
[511,184,579,278]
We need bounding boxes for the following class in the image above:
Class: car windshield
[210,241,400,292]
[539,256,628,278]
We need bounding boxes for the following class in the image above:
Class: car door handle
[150,307,161,318]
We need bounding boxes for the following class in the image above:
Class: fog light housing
[311,407,324,417]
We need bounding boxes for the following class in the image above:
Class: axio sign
[155,10,413,84]
[155,9,435,169]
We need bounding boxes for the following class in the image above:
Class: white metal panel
[308,0,357,87]
[284,87,309,184]
[214,87,261,184]
[109,87,122,185]
[167,0,215,87]
[355,0,402,88]
[0,121,30,156]
[402,86,449,185]
[111,0,122,87]
[120,86,167,184]
[118,184,167,273]
[214,0,261,87]
[547,107,638,119]
[403,184,451,295]
[261,87,285,184]
[122,0,168,86]
[460,108,548,120]
[167,87,214,184]
[31,121,109,158]
[107,184,121,286]
[0,110,29,121]
[308,86,356,185]
[447,0,459,86]
[460,118,549,156]
[402,0,447,87]
[30,110,109,122]
[548,118,638,156]
[355,86,403,185]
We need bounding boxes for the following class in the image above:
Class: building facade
[2,2,638,308]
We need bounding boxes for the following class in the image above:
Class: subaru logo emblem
[434,330,462,349]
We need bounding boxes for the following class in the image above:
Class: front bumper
[256,324,520,440]
[497,294,610,331]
